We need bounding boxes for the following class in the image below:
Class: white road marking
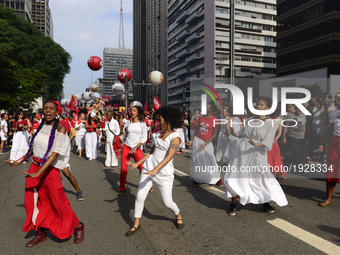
[267,218,340,254]
[175,169,340,253]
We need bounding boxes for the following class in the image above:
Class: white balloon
[82,92,92,102]
[90,83,99,92]
[60,99,68,107]
[149,71,164,86]
[112,83,125,96]
[73,93,82,101]
[92,92,101,100]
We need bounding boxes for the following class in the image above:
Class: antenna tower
[118,0,125,49]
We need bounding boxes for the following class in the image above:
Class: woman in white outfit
[6,110,30,163]
[85,112,98,160]
[224,96,288,216]
[105,110,120,167]
[188,102,222,186]
[125,106,184,237]
[74,112,86,157]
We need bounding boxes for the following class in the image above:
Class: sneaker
[77,191,84,201]
[227,203,236,216]
[89,158,92,161]
[263,202,275,213]
[192,181,200,187]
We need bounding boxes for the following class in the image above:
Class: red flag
[70,95,78,112]
[152,96,161,110]
[65,102,71,115]
[144,101,148,113]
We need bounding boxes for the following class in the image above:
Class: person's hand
[282,138,287,144]
[185,141,192,147]
[230,127,239,138]
[248,137,257,146]
[144,169,158,176]
[117,148,122,153]
[11,160,22,167]
[129,148,137,154]
[21,170,40,178]
[199,144,205,151]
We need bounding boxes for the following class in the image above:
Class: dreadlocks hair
[24,101,60,164]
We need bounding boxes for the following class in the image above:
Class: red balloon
[102,96,111,106]
[88,56,103,71]
[117,68,132,83]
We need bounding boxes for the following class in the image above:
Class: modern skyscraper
[276,0,340,76]
[133,0,168,106]
[167,0,277,109]
[0,0,32,22]
[103,47,133,96]
[31,0,53,38]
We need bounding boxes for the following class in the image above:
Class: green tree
[0,5,71,111]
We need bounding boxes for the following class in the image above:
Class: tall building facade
[31,0,53,38]
[1,0,53,38]
[167,0,277,109]
[0,0,32,22]
[276,0,340,76]
[133,0,168,107]
[103,47,133,96]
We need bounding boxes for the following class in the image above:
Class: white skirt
[175,128,186,149]
[85,131,97,159]
[215,128,229,162]
[191,137,221,184]
[75,130,86,151]
[10,131,29,161]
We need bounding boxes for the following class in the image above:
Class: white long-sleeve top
[105,118,120,141]
[124,121,147,149]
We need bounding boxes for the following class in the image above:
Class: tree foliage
[0,5,71,111]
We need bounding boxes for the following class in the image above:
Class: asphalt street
[0,146,339,255]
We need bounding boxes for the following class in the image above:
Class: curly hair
[154,106,184,130]
[131,106,145,122]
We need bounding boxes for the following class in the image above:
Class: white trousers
[105,139,118,167]
[85,131,97,159]
[134,175,180,218]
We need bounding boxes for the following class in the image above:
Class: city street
[0,147,339,255]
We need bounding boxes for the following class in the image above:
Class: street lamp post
[16,96,22,109]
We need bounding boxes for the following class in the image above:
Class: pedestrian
[74,112,86,157]
[105,110,120,167]
[315,93,340,207]
[4,110,30,163]
[117,101,148,196]
[0,113,9,154]
[11,100,84,247]
[85,112,98,160]
[125,107,184,237]
[224,96,288,216]
[188,102,222,186]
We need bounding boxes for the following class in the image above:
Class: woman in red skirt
[11,101,85,247]
[315,95,340,207]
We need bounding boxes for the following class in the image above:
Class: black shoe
[77,191,84,201]
[263,202,275,213]
[227,203,236,216]
[125,225,141,237]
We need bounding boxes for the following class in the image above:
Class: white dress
[175,127,186,149]
[141,132,181,187]
[223,119,288,206]
[223,117,243,163]
[75,121,86,151]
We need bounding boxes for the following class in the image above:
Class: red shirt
[99,121,105,129]
[13,120,28,131]
[32,120,40,130]
[70,120,76,128]
[195,115,218,142]
[86,121,97,132]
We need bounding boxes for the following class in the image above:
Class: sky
[49,0,133,100]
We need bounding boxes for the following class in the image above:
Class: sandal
[176,218,184,229]
[149,188,154,193]
[125,225,141,237]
